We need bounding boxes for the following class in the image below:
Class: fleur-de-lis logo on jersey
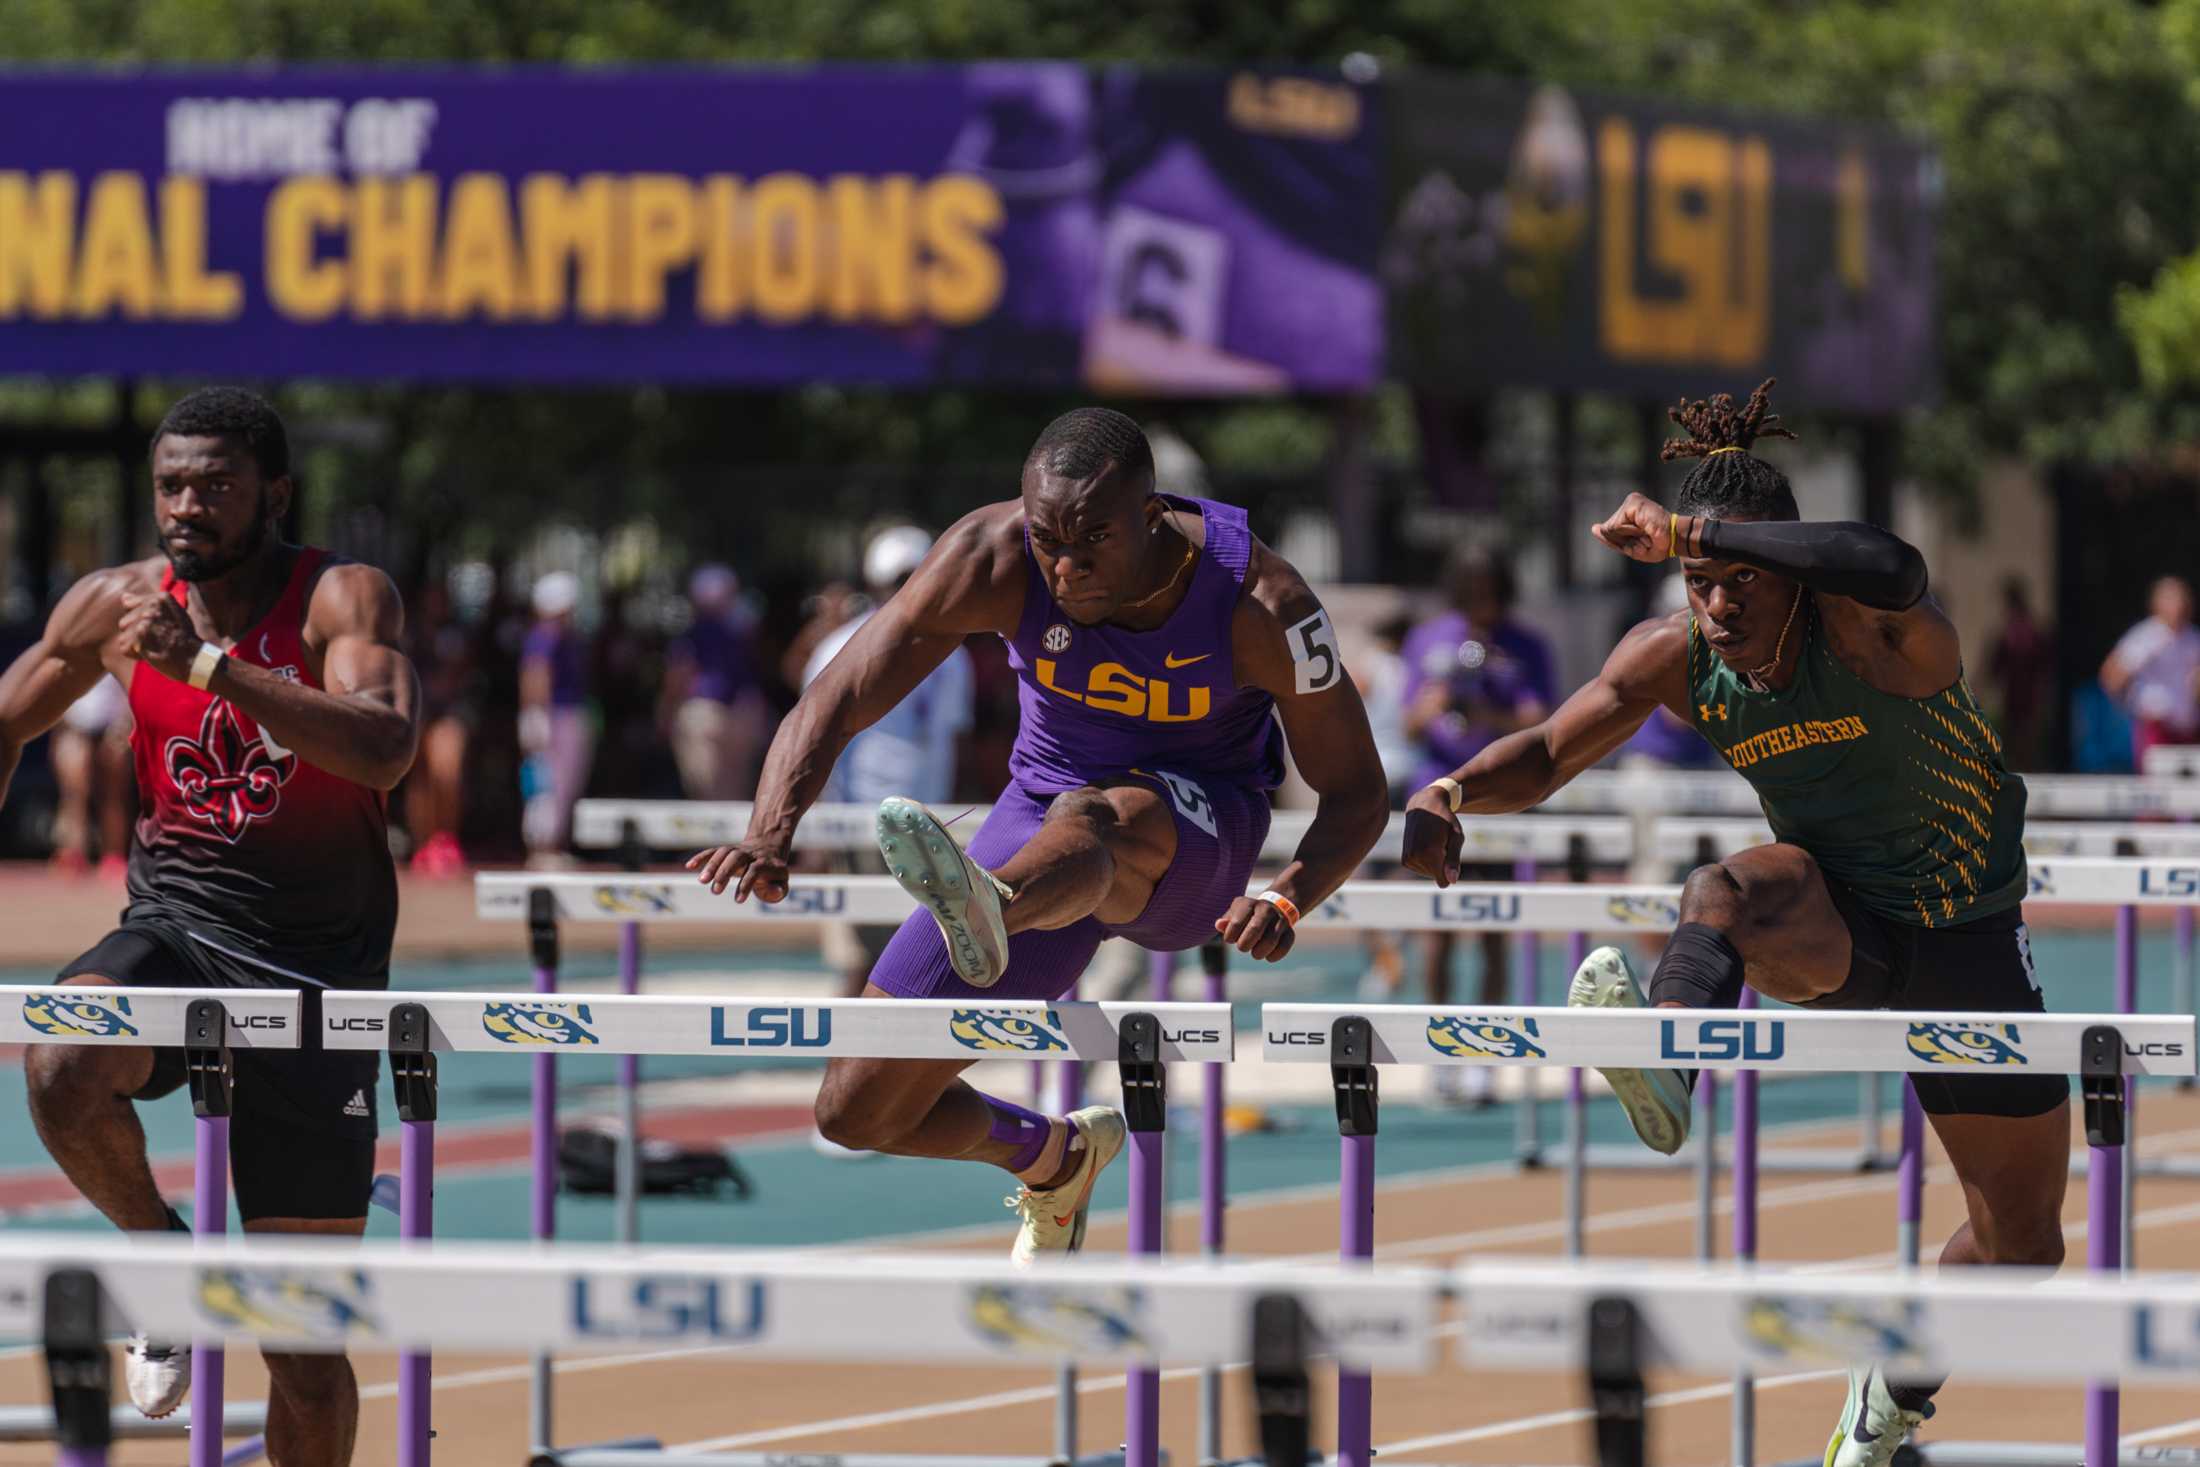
[165,700,297,843]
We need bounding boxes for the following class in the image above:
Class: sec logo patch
[1042,624,1072,654]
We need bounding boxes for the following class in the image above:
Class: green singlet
[1685,596,2028,928]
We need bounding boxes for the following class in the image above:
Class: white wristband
[1428,777,1464,813]
[187,641,225,691]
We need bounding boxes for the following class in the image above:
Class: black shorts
[58,921,380,1223]
[1810,884,2071,1119]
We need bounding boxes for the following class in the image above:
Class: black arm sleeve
[1696,519,1928,612]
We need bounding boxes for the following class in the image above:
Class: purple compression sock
[984,1094,1055,1173]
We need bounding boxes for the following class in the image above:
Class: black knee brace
[1648,923,1746,1010]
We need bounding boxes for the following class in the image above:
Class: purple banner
[0,67,1382,391]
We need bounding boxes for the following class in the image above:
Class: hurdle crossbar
[319,992,1233,1063]
[1259,1004,2196,1077]
[0,987,301,1047]
[570,799,1637,865]
[1656,817,2200,861]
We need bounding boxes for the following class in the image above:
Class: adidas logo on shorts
[342,1089,369,1119]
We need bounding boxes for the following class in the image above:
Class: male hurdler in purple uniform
[691,408,1388,1261]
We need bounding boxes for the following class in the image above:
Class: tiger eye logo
[1042,624,1072,654]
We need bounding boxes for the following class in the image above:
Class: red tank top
[125,547,396,986]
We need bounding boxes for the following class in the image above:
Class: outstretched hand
[686,838,791,902]
[1591,492,1694,564]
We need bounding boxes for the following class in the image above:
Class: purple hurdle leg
[1338,1131,1376,1467]
[1565,932,1589,1259]
[616,919,643,1246]
[1898,1082,1925,1267]
[2179,905,2197,1090]
[1512,856,1542,1163]
[398,1118,434,1467]
[1124,954,1173,1467]
[1198,947,1228,1465]
[2085,1121,2123,1467]
[2117,903,2139,1270]
[1054,982,1083,1466]
[528,935,558,1452]
[1732,990,1760,1466]
[189,1114,228,1467]
[58,1450,107,1466]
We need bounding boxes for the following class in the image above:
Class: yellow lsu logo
[967,1283,1151,1354]
[482,1001,601,1047]
[1034,659,1209,722]
[949,1008,1069,1053]
[1906,1021,2026,1067]
[22,993,138,1039]
[196,1267,380,1340]
[1742,1297,1918,1364]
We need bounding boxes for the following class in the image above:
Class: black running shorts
[1809,882,2071,1119]
[57,920,380,1222]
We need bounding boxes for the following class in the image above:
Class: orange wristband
[1255,890,1301,927]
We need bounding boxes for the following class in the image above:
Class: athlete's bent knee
[24,1040,139,1111]
[812,1081,905,1153]
[1985,1217,2065,1270]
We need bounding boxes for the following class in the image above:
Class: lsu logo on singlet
[1907,1021,2027,1067]
[1033,659,1212,723]
[196,1267,380,1340]
[966,1283,1151,1354]
[949,1008,1069,1053]
[481,1001,601,1047]
[22,993,139,1039]
[1426,1014,1547,1061]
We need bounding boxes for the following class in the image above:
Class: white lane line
[1374,1369,1843,1456]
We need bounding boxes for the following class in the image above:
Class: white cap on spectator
[532,570,579,618]
[865,525,934,590]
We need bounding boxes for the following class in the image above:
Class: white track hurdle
[22,1232,2200,1467]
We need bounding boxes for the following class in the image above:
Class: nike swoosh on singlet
[1163,653,1212,669]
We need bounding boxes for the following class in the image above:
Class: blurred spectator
[1399,547,1555,1106]
[596,587,671,798]
[1352,609,1416,998]
[1616,575,1720,776]
[1986,577,2055,772]
[2101,575,2200,767]
[806,526,975,990]
[48,676,131,879]
[780,579,867,694]
[405,580,475,877]
[520,571,592,863]
[662,565,769,801]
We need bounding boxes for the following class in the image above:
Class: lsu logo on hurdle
[1907,1021,2027,1067]
[593,883,677,916]
[195,1267,380,1341]
[1742,1296,1922,1368]
[966,1283,1151,1354]
[482,1001,601,1046]
[1605,894,1680,929]
[949,1008,1069,1053]
[21,993,138,1039]
[1426,1014,1547,1061]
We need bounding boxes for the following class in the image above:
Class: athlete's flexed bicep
[1400,614,1687,886]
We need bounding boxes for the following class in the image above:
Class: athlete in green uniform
[1400,382,2066,1467]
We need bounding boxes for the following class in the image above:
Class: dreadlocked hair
[1661,377,1800,522]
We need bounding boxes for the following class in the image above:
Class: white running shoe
[1568,945,1693,1156]
[1823,1365,1933,1467]
[1006,1106,1127,1266]
[877,797,1012,988]
[125,1334,191,1419]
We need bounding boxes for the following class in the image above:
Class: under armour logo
[1700,703,1728,722]
[165,700,297,844]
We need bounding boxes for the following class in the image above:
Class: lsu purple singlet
[869,494,1279,1001]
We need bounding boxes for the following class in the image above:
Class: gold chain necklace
[1119,535,1197,613]
[1744,589,1803,692]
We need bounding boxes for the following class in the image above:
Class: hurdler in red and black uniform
[0,388,419,1457]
